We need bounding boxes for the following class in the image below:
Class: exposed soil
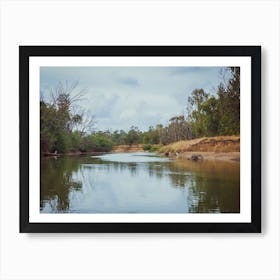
[161,136,240,162]
[112,144,144,153]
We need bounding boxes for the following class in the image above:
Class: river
[40,152,240,213]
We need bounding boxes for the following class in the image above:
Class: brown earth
[177,151,240,162]
[161,136,240,162]
[104,136,240,162]
[112,144,144,153]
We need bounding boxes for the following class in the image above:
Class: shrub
[150,145,161,152]
[53,132,71,153]
[81,134,114,152]
[94,135,114,152]
[158,147,167,153]
[143,144,152,151]
[70,131,82,152]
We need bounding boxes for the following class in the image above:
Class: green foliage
[93,134,114,152]
[40,82,95,154]
[40,101,58,152]
[158,147,167,153]
[80,133,114,152]
[187,67,240,137]
[111,130,126,145]
[40,96,82,153]
[124,126,142,145]
[143,144,152,151]
[53,132,71,153]
[80,135,95,152]
[70,131,82,151]
[217,67,240,135]
[150,145,161,152]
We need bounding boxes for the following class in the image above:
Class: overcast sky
[40,66,226,132]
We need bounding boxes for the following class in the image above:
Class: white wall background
[0,0,279,279]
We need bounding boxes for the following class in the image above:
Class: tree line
[40,67,240,155]
[187,67,240,137]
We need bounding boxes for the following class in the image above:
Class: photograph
[20,46,261,232]
[40,66,240,214]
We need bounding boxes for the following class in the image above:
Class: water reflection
[40,158,83,212]
[40,153,240,213]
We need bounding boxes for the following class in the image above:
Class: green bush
[94,135,114,152]
[70,131,82,152]
[80,134,114,152]
[53,132,71,153]
[143,144,152,151]
[150,145,161,152]
[158,147,167,153]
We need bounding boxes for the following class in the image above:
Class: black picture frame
[20,46,261,233]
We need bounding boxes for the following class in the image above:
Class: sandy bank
[161,136,240,162]
[177,151,240,162]
[112,144,144,153]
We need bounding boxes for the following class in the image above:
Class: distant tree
[125,126,141,145]
[168,115,193,142]
[187,88,209,137]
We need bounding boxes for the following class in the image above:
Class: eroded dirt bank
[107,136,240,162]
[160,136,240,162]
[112,144,144,153]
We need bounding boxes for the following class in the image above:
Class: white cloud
[40,66,225,131]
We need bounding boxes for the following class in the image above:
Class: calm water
[40,152,240,213]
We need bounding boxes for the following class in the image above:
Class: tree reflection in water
[40,157,83,212]
[40,154,240,213]
[166,160,240,213]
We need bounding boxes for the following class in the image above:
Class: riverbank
[112,144,144,153]
[42,136,240,162]
[159,136,240,162]
[42,146,144,158]
[42,151,108,158]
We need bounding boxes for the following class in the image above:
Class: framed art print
[19,46,261,233]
